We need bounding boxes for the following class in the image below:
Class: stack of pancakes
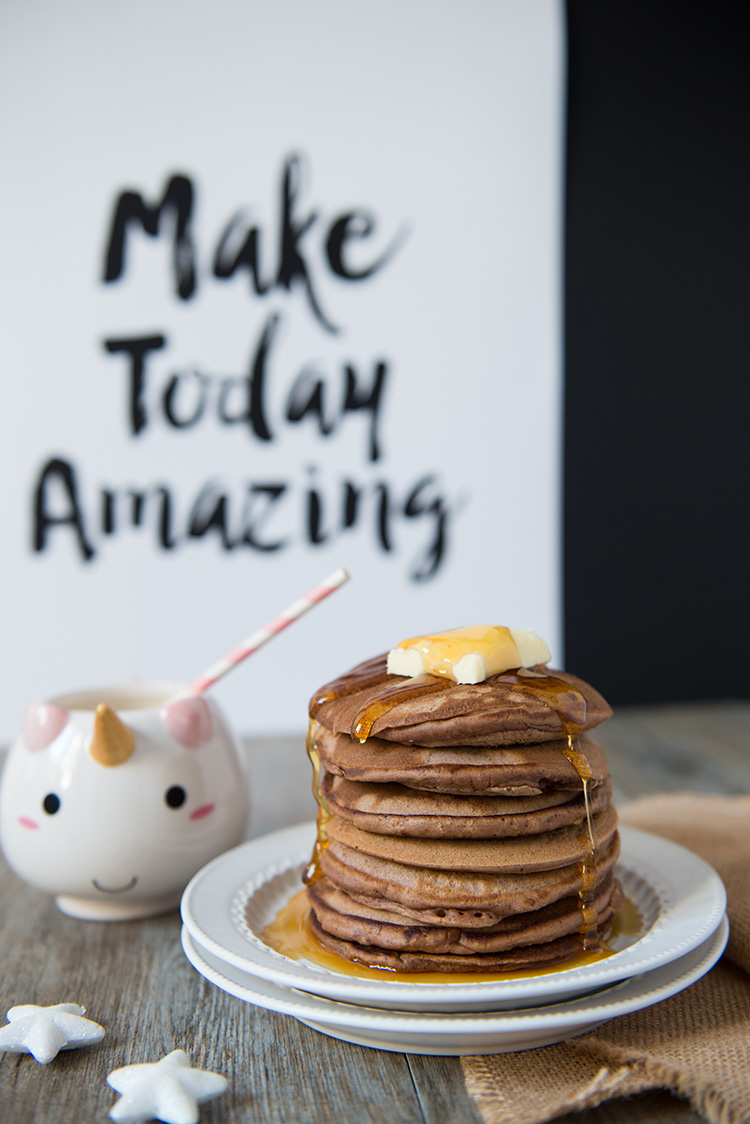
[303,654,623,974]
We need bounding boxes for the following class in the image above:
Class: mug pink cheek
[18,816,39,830]
[189,803,215,822]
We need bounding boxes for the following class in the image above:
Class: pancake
[308,874,623,954]
[308,910,619,973]
[322,772,614,837]
[319,831,621,914]
[325,806,619,873]
[311,656,612,746]
[337,890,536,929]
[314,723,610,794]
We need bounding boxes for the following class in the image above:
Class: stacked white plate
[180,822,728,1055]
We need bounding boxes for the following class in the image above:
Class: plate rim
[180,916,728,1039]
[180,820,727,1010]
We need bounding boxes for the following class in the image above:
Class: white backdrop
[0,0,565,739]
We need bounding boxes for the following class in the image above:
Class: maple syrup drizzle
[497,669,601,951]
[427,667,601,951]
[309,655,389,719]
[563,744,600,950]
[350,673,453,742]
[303,720,331,885]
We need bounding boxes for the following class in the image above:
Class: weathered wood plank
[228,1015,427,1124]
[0,865,428,1124]
[598,702,750,801]
[407,1055,484,1124]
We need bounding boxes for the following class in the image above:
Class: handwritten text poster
[0,1,564,738]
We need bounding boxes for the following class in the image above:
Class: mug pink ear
[162,696,213,749]
[23,702,68,751]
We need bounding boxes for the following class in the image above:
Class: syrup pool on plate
[260,889,642,986]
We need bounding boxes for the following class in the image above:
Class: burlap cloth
[461,794,750,1124]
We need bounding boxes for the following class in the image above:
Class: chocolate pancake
[308,874,623,954]
[311,656,612,747]
[314,723,610,794]
[308,910,618,973]
[325,806,618,873]
[319,831,621,914]
[336,891,532,929]
[322,772,614,837]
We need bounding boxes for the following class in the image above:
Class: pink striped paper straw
[188,568,350,694]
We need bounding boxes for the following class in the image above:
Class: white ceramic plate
[181,917,728,1054]
[180,821,727,1012]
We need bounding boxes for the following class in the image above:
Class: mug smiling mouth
[92,876,138,894]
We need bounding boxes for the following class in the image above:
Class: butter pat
[387,626,551,684]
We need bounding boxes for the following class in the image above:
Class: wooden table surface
[1,700,748,1123]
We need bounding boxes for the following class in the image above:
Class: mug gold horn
[89,704,136,767]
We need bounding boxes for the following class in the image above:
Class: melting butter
[387,626,551,684]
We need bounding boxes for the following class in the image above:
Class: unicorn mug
[0,683,249,920]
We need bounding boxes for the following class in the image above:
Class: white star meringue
[0,1002,105,1064]
[107,1049,228,1124]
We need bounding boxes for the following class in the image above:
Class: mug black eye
[165,786,187,809]
[43,793,61,815]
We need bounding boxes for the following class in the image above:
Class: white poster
[0,0,565,739]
